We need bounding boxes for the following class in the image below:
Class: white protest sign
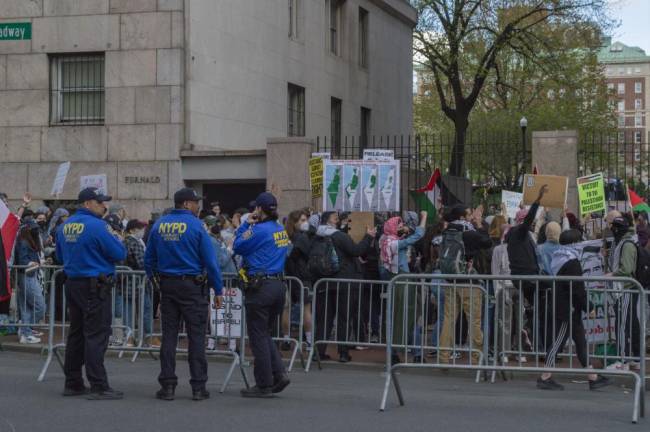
[80,174,108,195]
[215,287,243,338]
[501,190,523,221]
[50,162,71,196]
[363,149,394,161]
[311,152,331,160]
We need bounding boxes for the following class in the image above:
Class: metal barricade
[38,269,248,394]
[234,275,309,372]
[306,278,390,372]
[1,265,63,345]
[380,273,647,424]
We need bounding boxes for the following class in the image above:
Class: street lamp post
[520,117,528,177]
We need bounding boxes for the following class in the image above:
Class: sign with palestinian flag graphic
[323,160,400,212]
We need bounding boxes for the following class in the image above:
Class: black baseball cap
[254,192,278,212]
[78,187,112,204]
[174,187,203,204]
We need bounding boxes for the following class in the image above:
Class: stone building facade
[0,0,416,217]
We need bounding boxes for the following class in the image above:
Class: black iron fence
[314,130,649,212]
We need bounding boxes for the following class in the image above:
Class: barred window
[50,54,105,125]
[329,0,342,56]
[358,7,368,68]
[331,97,342,153]
[287,83,305,136]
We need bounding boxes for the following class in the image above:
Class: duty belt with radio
[90,274,114,301]
[238,268,283,293]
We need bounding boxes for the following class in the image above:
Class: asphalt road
[0,351,643,432]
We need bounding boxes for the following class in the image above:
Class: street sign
[0,23,31,41]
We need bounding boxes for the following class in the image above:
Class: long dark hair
[285,210,307,239]
[19,226,41,252]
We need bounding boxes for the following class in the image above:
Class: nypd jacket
[56,208,126,278]
[233,219,289,275]
[144,209,223,295]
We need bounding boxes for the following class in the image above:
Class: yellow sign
[309,157,324,198]
[577,173,606,215]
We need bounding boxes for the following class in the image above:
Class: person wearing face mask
[14,220,46,344]
[204,215,236,275]
[379,212,427,362]
[33,211,50,247]
[145,188,223,401]
[282,210,314,350]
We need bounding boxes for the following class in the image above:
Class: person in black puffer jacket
[282,210,314,349]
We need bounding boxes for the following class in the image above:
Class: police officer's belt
[160,274,204,283]
[251,273,283,281]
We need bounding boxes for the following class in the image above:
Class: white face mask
[133,229,145,240]
[299,221,310,232]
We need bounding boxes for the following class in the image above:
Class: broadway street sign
[0,23,32,41]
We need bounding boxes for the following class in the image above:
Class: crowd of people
[1,187,648,391]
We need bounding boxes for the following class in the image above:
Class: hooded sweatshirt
[549,245,588,321]
[610,227,637,292]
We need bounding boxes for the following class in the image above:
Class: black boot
[192,388,210,401]
[272,373,291,394]
[62,385,89,397]
[240,386,274,398]
[87,387,124,400]
[155,385,175,401]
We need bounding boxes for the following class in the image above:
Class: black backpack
[308,236,339,278]
[439,228,467,275]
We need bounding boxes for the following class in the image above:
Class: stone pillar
[266,137,314,216]
[532,130,579,215]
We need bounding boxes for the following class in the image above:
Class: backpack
[620,240,650,289]
[308,236,340,278]
[439,228,466,275]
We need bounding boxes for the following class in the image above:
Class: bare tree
[413,0,612,176]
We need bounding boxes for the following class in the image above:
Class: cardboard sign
[522,174,568,209]
[577,173,606,216]
[50,162,71,196]
[363,149,394,161]
[347,212,375,243]
[80,174,108,195]
[501,190,523,221]
[309,157,324,198]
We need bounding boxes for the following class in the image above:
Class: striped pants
[616,293,641,358]
[545,313,588,369]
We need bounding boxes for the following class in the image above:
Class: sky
[608,0,650,53]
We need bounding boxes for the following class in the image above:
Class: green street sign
[0,23,32,41]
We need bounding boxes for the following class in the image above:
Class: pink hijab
[380,217,402,274]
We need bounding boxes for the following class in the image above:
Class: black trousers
[245,279,286,389]
[314,282,357,357]
[545,312,588,368]
[64,279,112,390]
[616,293,641,358]
[159,279,209,390]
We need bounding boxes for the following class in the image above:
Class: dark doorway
[202,182,266,217]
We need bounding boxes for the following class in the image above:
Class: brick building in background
[0,0,416,218]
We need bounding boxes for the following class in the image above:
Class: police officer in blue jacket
[55,187,127,400]
[235,192,290,398]
[145,187,223,401]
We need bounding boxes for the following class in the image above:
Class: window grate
[50,53,105,126]
[287,83,305,136]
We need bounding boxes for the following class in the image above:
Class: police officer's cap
[254,192,278,212]
[78,187,112,204]
[174,187,203,204]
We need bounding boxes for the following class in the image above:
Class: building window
[635,113,643,127]
[331,97,342,154]
[618,83,625,95]
[618,114,625,127]
[607,83,614,92]
[289,0,299,39]
[329,0,342,56]
[358,7,368,68]
[634,147,641,161]
[636,99,643,110]
[617,100,625,112]
[287,83,305,136]
[635,132,642,144]
[49,53,105,125]
[360,107,371,150]
[635,81,643,93]
[618,132,625,144]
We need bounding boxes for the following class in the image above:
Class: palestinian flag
[0,200,20,301]
[410,168,442,223]
[628,188,650,214]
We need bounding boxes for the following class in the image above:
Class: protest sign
[80,174,108,195]
[501,190,523,221]
[362,149,394,161]
[577,173,606,216]
[51,162,70,196]
[522,174,568,208]
[347,212,375,243]
[309,157,324,199]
